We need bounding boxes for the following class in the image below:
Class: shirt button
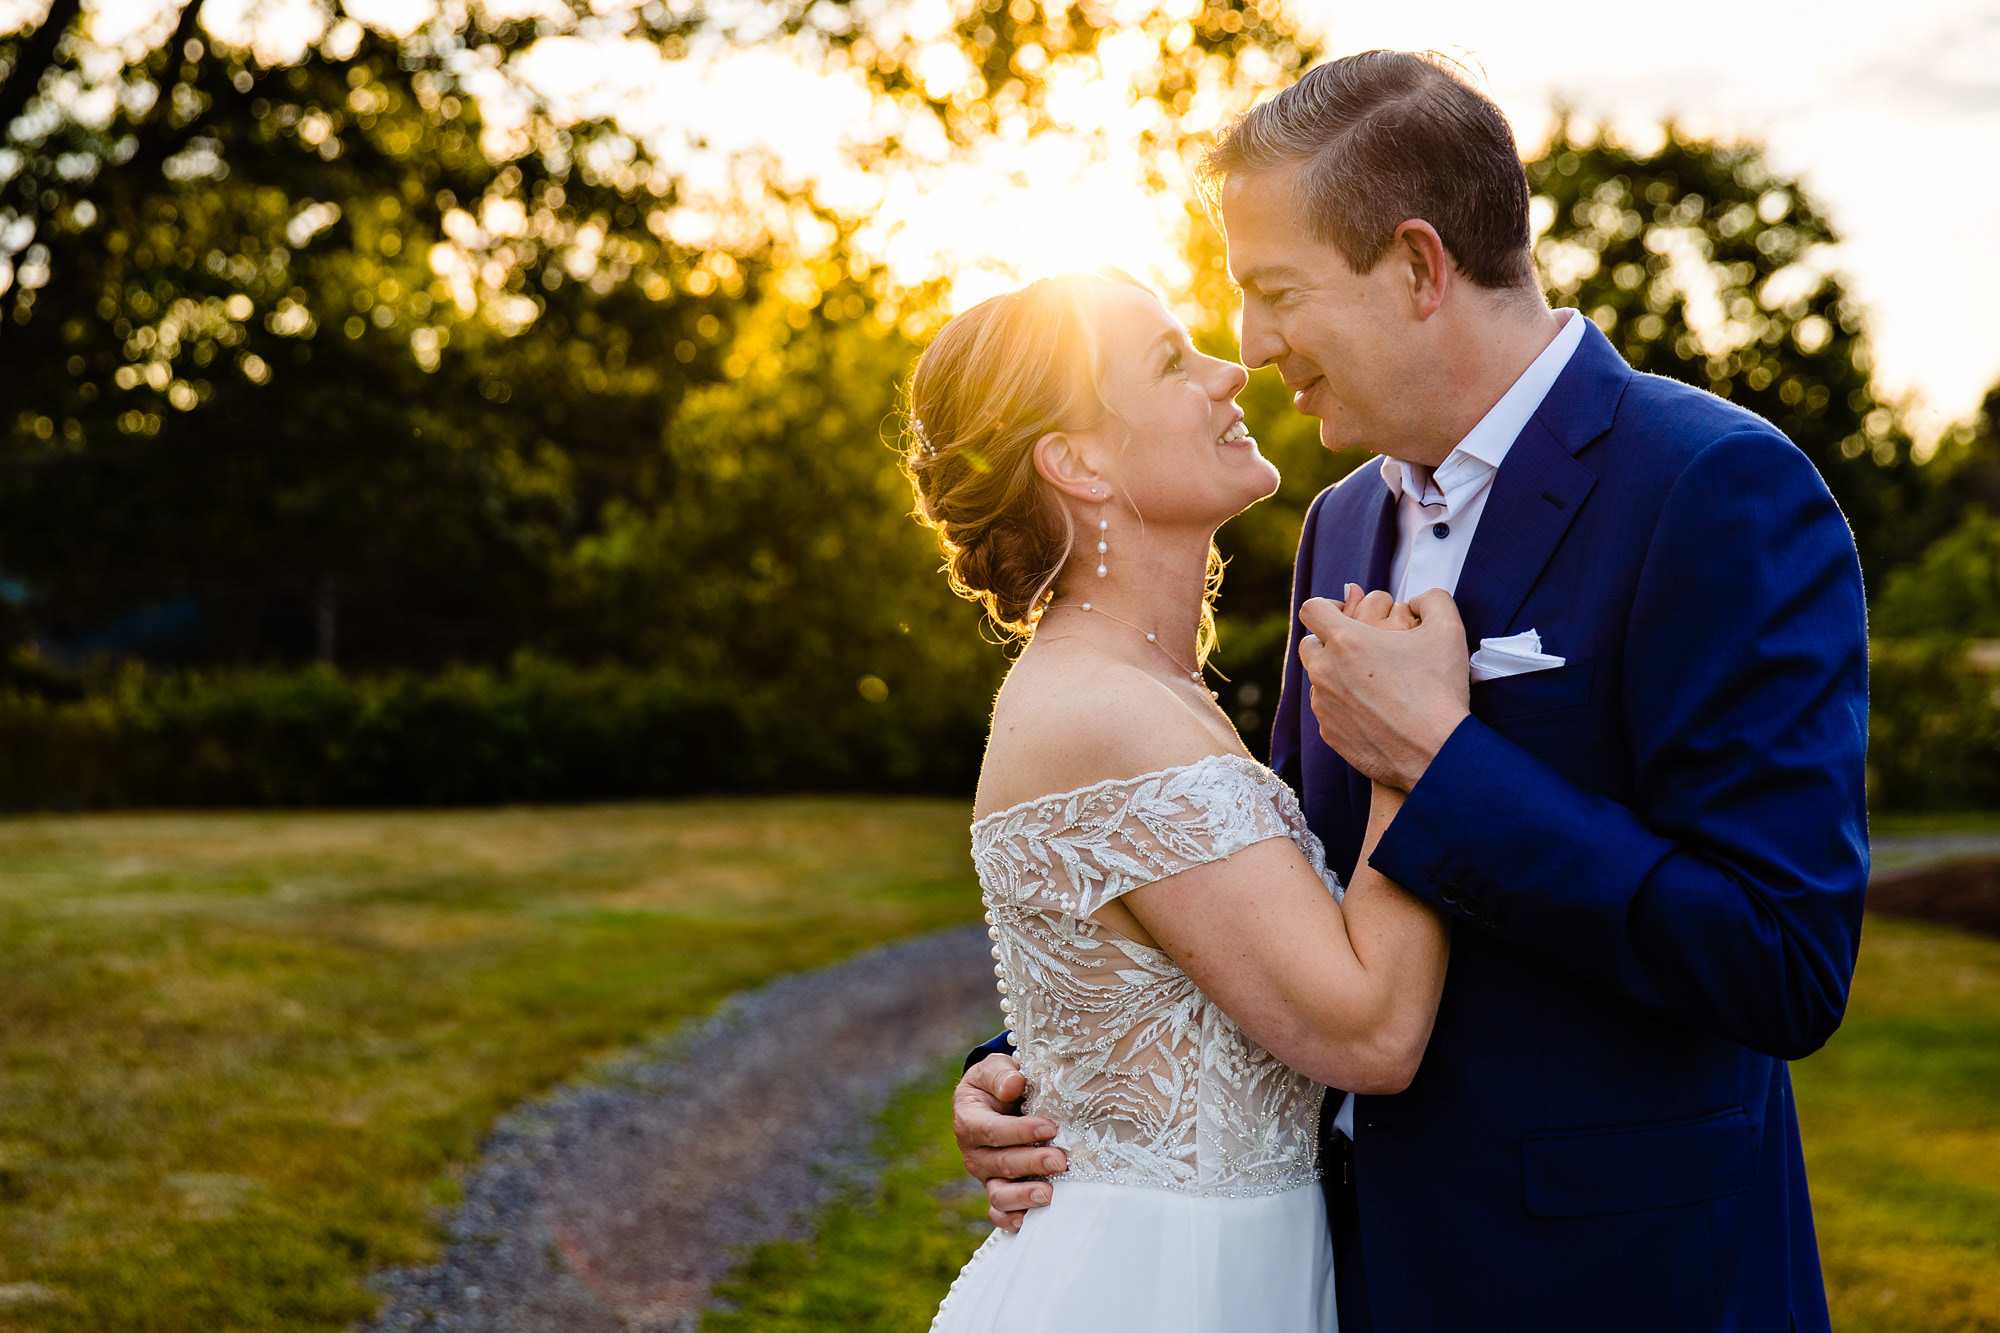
[1432,522,1450,539]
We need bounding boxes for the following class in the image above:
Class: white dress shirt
[1332,308,1584,1140]
[1381,309,1586,604]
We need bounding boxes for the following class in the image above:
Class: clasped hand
[1298,585,1472,791]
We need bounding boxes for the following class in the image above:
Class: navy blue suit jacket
[1276,321,1868,1331]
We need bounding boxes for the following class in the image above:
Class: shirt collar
[1378,309,1587,510]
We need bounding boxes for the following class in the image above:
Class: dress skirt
[929,1179,1337,1333]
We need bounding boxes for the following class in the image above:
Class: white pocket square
[1469,629,1565,684]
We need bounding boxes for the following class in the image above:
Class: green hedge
[2,640,1993,813]
[1867,638,2000,812]
[0,657,987,811]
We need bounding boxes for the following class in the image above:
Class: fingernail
[1043,1154,1060,1171]
[1031,1188,1049,1204]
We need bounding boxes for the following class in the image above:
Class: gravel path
[1871,832,2000,876]
[363,923,1000,1333]
[356,833,1994,1332]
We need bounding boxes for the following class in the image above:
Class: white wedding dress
[931,753,1339,1333]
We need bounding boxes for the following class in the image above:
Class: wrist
[1396,711,1468,789]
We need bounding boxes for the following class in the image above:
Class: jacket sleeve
[964,1030,1015,1073]
[1368,430,1870,1060]
[1270,485,1333,795]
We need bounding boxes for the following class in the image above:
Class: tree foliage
[1873,504,2000,640]
[0,0,764,662]
[5,0,1988,798]
[0,0,1318,675]
[1527,123,1933,582]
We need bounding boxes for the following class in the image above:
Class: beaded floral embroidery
[970,754,1342,1198]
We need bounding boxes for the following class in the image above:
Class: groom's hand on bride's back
[953,1054,1067,1231]
[1299,586,1472,790]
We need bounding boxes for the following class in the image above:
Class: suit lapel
[1312,467,1398,599]
[1451,422,1595,641]
[1450,320,1630,641]
[1364,484,1398,592]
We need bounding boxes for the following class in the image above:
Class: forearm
[1127,826,1442,1093]
[1303,782,1449,1089]
[1201,784,1447,1092]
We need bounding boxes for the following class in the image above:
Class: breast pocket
[1471,658,1594,722]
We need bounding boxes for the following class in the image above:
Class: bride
[900,270,1451,1332]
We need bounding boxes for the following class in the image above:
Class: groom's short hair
[1205,51,1534,290]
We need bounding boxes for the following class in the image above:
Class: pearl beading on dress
[929,1229,1007,1330]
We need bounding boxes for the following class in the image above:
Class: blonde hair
[900,271,1224,659]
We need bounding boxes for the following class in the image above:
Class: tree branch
[122,0,212,180]
[0,0,84,143]
[0,0,209,424]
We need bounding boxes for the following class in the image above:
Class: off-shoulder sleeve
[971,754,1340,918]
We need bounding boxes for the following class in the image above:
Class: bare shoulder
[976,650,1237,819]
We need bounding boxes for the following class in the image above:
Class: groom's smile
[1286,373,1330,416]
[1218,163,1490,470]
[1219,167,1409,458]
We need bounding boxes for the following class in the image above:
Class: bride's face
[1073,286,1279,527]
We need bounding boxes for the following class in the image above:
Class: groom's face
[1222,169,1425,457]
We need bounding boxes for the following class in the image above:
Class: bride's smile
[1052,281,1280,532]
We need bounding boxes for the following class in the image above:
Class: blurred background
[3,0,1998,810]
[2,1,1999,1331]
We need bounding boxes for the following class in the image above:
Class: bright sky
[1306,0,2000,440]
[13,0,1995,433]
[547,0,2000,437]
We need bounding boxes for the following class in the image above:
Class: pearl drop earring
[1095,501,1109,578]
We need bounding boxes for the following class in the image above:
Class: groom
[953,50,1868,1331]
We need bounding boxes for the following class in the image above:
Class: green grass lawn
[1796,915,2000,1331]
[0,799,984,1333]
[716,913,2000,1332]
[703,1060,990,1333]
[4,802,1998,1332]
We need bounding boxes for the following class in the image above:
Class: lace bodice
[971,753,1341,1198]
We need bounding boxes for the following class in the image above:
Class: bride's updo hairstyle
[902,273,1118,637]
[903,270,1223,647]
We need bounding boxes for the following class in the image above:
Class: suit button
[1438,881,1462,906]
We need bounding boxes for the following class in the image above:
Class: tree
[1910,382,2000,531]
[0,0,1320,673]
[1527,122,1930,583]
[1872,504,2000,638]
[1872,381,2000,639]
[0,0,765,664]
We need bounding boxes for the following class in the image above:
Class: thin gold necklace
[1057,601,1218,700]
